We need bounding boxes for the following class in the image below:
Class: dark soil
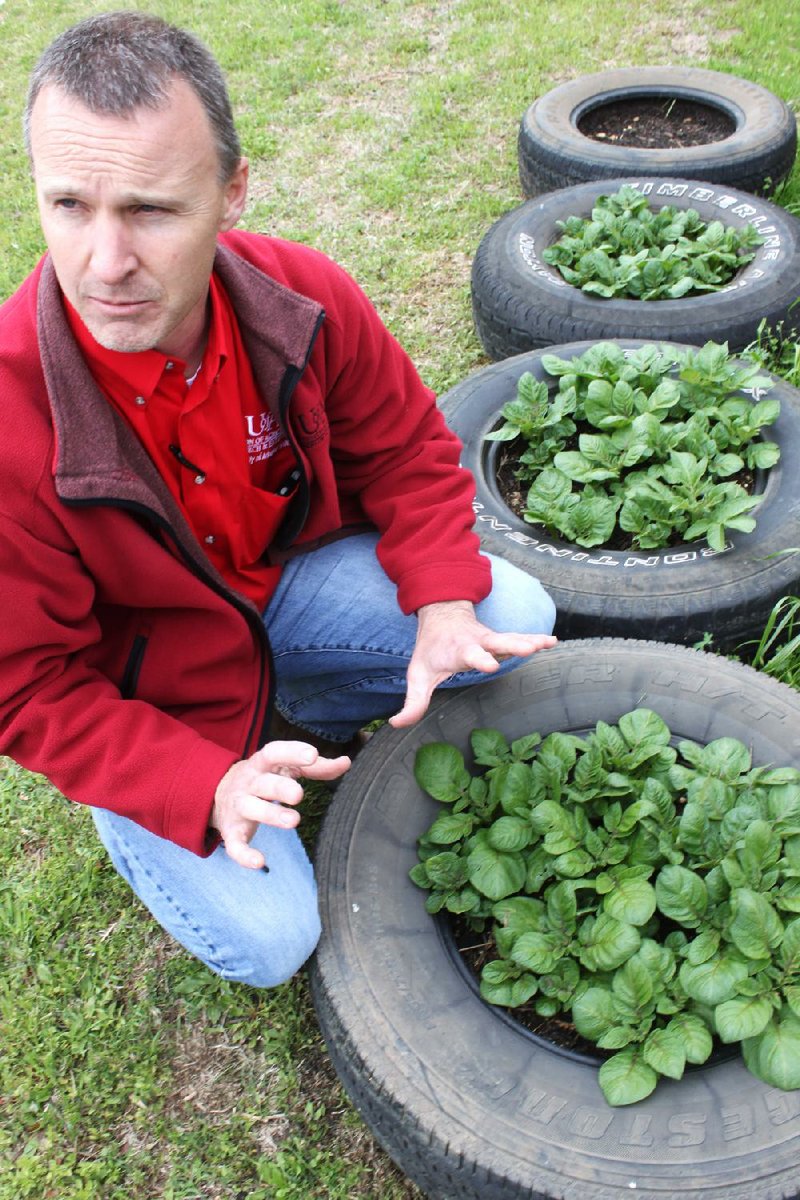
[578,96,736,149]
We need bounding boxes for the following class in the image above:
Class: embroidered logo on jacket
[296,405,328,448]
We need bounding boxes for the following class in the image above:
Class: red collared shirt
[66,274,296,608]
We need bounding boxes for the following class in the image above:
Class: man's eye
[54,198,79,210]
[136,204,163,214]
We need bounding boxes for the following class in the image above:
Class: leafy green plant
[486,340,779,550]
[542,184,762,299]
[411,710,800,1106]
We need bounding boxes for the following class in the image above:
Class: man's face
[29,79,248,363]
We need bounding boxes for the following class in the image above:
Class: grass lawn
[1,1,799,1197]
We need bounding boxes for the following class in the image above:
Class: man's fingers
[483,632,558,658]
[299,753,352,782]
[253,739,319,772]
[238,771,304,808]
[222,833,266,870]
[254,739,353,783]
[390,675,435,728]
[389,698,426,729]
[462,643,503,673]
[235,793,301,828]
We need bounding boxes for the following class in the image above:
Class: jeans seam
[273,643,409,658]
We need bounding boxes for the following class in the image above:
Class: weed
[743,317,800,389]
[748,592,800,686]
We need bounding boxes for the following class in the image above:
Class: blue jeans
[92,535,555,987]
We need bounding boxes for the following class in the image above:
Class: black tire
[518,67,797,198]
[310,640,800,1200]
[439,340,800,652]
[471,178,800,361]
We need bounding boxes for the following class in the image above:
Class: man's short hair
[24,10,242,181]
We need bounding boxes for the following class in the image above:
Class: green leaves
[598,1051,658,1106]
[492,337,777,552]
[412,711,800,1106]
[728,888,784,959]
[467,831,527,901]
[743,1012,800,1090]
[715,994,774,1042]
[641,1028,686,1079]
[542,185,761,301]
[679,953,750,1005]
[414,742,471,803]
[511,931,564,974]
[579,913,641,972]
[655,866,708,927]
[572,987,617,1040]
[603,877,657,926]
[426,812,475,844]
[485,370,576,472]
[524,471,619,548]
[668,1013,713,1064]
[480,959,539,1007]
[679,735,753,781]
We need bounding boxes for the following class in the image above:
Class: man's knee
[480,556,557,635]
[210,902,322,989]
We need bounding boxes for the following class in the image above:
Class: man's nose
[89,216,138,283]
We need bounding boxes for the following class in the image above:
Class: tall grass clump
[749,592,800,687]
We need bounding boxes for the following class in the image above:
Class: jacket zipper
[275,310,326,549]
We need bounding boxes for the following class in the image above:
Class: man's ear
[220,157,249,231]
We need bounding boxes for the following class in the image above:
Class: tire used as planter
[471,177,800,361]
[518,67,797,199]
[439,340,800,651]
[310,640,800,1200]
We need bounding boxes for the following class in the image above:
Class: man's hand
[390,599,557,729]
[210,741,351,869]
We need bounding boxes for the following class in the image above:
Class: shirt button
[134,395,146,406]
[165,361,174,371]
[194,474,206,485]
[204,534,216,545]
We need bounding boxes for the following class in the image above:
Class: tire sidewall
[440,341,800,647]
[311,642,800,1200]
[519,67,797,192]
[472,179,800,353]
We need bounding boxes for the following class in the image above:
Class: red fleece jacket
[0,231,490,853]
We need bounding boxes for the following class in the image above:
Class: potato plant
[485,340,779,550]
[411,711,800,1106]
[541,184,762,299]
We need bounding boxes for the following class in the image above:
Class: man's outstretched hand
[389,599,557,730]
[210,741,351,869]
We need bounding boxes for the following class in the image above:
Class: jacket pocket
[120,633,148,700]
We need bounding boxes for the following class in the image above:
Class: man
[1,11,556,987]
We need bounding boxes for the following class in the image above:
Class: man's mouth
[86,296,158,314]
